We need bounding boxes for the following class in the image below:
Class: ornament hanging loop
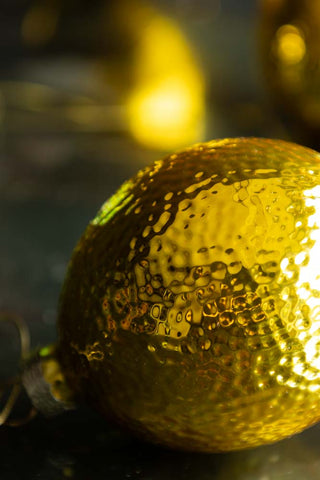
[0,312,34,426]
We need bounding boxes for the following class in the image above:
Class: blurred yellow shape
[275,24,306,65]
[127,15,205,150]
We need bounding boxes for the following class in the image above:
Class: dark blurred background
[1,0,320,478]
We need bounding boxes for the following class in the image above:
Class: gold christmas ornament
[7,137,320,452]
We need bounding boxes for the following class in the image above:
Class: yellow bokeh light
[274,24,306,65]
[128,78,203,150]
[127,15,205,150]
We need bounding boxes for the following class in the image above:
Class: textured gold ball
[57,138,320,452]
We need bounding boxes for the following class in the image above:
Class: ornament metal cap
[22,346,75,418]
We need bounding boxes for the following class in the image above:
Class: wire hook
[0,312,34,426]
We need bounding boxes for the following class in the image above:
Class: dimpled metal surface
[57,138,320,452]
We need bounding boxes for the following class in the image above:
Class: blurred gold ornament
[49,137,320,452]
[260,0,320,148]
[125,6,205,150]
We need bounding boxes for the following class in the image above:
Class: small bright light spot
[280,257,289,270]
[304,185,320,198]
[293,363,304,376]
[275,24,306,66]
[286,380,298,388]
[297,331,307,341]
[309,384,320,392]
[295,251,308,265]
[298,287,311,300]
[276,374,284,383]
